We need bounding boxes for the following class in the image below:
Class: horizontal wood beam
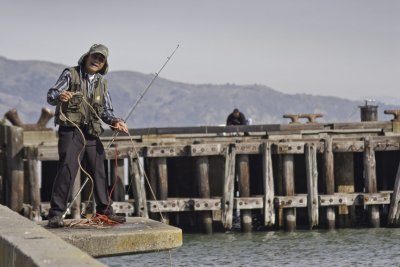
[193,198,221,211]
[144,145,187,157]
[37,135,400,161]
[234,197,264,210]
[234,143,261,154]
[273,142,305,154]
[189,144,221,156]
[275,195,307,208]
[41,201,136,216]
[40,191,393,216]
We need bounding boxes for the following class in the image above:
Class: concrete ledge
[43,217,183,257]
[0,205,105,267]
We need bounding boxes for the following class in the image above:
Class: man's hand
[58,91,74,102]
[113,120,128,133]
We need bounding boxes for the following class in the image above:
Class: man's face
[85,53,106,74]
[233,111,240,118]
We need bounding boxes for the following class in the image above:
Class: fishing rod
[65,45,180,218]
[105,44,180,149]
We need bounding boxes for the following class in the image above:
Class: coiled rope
[59,96,173,265]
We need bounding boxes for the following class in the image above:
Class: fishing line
[105,44,180,149]
[83,97,166,221]
[83,97,174,266]
[59,104,95,219]
[59,44,180,265]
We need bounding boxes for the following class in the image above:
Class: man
[226,108,247,126]
[47,44,128,228]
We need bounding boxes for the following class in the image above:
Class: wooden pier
[2,107,400,233]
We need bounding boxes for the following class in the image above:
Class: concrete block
[0,205,105,267]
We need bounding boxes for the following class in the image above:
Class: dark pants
[49,126,112,217]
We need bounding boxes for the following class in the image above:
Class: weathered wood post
[384,110,400,133]
[5,109,23,127]
[24,146,42,221]
[110,145,125,201]
[388,162,400,225]
[334,152,355,228]
[305,143,318,229]
[236,154,252,232]
[5,108,54,131]
[364,137,380,228]
[262,142,275,227]
[36,108,54,128]
[195,156,213,234]
[282,154,296,231]
[147,158,159,221]
[0,125,6,205]
[129,154,148,218]
[6,126,24,213]
[222,144,236,230]
[323,137,335,229]
[147,158,159,200]
[157,157,169,224]
[276,154,284,228]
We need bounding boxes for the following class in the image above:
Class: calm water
[100,228,400,267]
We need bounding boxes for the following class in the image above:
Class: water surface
[100,228,400,266]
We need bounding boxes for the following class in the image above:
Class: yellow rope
[58,102,95,213]
[59,94,174,266]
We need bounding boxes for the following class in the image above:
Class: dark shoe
[48,215,64,228]
[106,213,126,223]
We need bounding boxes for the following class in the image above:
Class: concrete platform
[0,205,105,267]
[42,217,183,257]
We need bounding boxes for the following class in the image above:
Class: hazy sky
[1,0,399,100]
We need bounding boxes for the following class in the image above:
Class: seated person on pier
[46,44,128,228]
[226,108,247,126]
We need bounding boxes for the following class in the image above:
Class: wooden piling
[4,109,23,127]
[147,158,159,200]
[24,146,41,221]
[334,152,355,228]
[156,157,169,224]
[129,155,148,218]
[6,126,24,213]
[282,154,296,231]
[276,155,284,228]
[195,156,213,234]
[222,145,236,229]
[0,174,3,205]
[262,142,275,227]
[36,107,54,128]
[388,162,400,225]
[364,137,380,228]
[0,126,5,205]
[305,143,318,229]
[110,146,126,201]
[323,137,335,229]
[146,158,159,221]
[236,154,252,232]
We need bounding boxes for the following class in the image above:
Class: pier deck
[2,107,400,233]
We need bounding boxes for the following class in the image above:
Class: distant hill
[0,56,398,128]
